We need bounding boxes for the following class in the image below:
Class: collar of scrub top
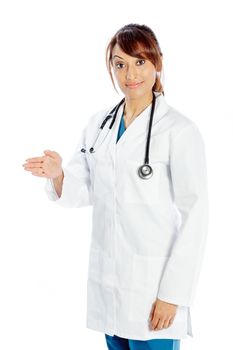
[116,111,126,143]
[107,91,167,130]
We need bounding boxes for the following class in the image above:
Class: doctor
[23,23,209,350]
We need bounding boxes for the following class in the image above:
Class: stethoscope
[81,93,157,180]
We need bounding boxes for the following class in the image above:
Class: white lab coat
[44,91,209,340]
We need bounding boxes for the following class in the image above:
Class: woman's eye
[137,59,145,65]
[115,63,124,69]
[115,59,145,69]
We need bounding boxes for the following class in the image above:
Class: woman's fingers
[30,166,48,177]
[23,162,43,169]
[151,315,160,330]
[149,300,176,331]
[25,156,45,162]
[23,151,62,179]
[163,316,174,328]
[154,317,166,330]
[43,150,59,158]
[168,317,175,327]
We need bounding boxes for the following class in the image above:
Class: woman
[23,24,209,350]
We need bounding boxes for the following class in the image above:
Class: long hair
[105,23,164,95]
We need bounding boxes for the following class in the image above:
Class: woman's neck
[123,91,153,122]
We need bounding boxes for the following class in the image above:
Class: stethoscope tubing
[82,93,157,179]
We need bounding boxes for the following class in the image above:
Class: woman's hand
[23,150,63,179]
[149,298,178,331]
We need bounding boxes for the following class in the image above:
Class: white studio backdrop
[0,0,232,349]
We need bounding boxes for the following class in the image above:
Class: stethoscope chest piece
[138,164,153,179]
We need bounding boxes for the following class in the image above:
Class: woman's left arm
[157,123,209,307]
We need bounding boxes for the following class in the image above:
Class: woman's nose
[125,65,137,80]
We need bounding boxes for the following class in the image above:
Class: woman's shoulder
[155,93,200,136]
[165,103,203,140]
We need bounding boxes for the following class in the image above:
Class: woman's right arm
[24,108,110,208]
[23,148,65,200]
[44,107,111,207]
[23,126,93,208]
[52,171,64,198]
[44,125,93,208]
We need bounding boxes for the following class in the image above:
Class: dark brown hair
[105,23,164,95]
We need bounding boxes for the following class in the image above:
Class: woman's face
[111,43,157,99]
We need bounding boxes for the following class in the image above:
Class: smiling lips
[126,81,144,89]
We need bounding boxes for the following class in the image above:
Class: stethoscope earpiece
[138,164,153,179]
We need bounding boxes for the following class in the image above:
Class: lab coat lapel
[112,92,170,153]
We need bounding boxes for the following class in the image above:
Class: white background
[1,0,233,349]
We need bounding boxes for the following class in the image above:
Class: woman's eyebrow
[112,55,124,59]
[112,54,144,60]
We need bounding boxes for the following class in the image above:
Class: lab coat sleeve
[44,125,93,208]
[157,123,209,307]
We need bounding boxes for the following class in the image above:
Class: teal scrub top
[116,112,126,143]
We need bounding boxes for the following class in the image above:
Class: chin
[124,89,148,99]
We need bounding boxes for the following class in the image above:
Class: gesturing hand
[149,298,178,331]
[23,150,63,179]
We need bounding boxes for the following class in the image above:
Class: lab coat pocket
[87,246,115,287]
[129,255,169,322]
[123,161,167,205]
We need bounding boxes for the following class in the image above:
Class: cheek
[115,73,127,88]
[142,69,156,85]
[113,70,123,82]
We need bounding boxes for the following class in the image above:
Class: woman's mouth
[126,81,144,89]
